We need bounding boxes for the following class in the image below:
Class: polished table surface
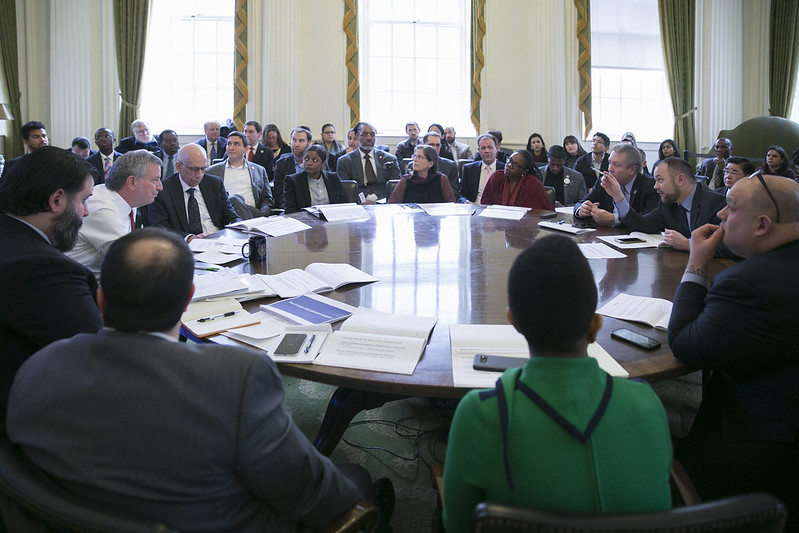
[214,204,731,400]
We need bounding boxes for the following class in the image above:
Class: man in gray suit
[336,122,400,202]
[204,131,273,219]
[540,144,587,206]
[444,125,472,162]
[7,228,373,533]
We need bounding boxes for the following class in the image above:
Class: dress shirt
[66,185,134,276]
[476,162,496,203]
[360,150,378,186]
[223,161,256,207]
[181,178,219,235]
[308,175,331,206]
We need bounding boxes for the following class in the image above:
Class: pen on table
[197,311,236,323]
[304,334,316,353]
[195,265,220,272]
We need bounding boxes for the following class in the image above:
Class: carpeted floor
[282,376,452,532]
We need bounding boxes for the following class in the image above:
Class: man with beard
[0,146,101,428]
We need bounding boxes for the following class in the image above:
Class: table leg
[313,387,406,456]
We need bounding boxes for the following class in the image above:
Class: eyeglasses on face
[178,160,208,174]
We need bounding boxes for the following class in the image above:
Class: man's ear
[506,307,523,334]
[755,214,773,236]
[48,188,67,214]
[183,283,195,312]
[587,313,603,343]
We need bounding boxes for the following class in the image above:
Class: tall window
[359,1,472,136]
[590,0,673,142]
[139,1,233,136]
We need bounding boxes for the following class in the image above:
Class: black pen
[197,311,236,323]
[304,334,316,353]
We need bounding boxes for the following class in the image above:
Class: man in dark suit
[423,131,460,193]
[573,132,610,190]
[0,146,102,428]
[193,120,227,165]
[460,133,505,203]
[243,120,275,179]
[574,143,659,226]
[668,175,799,526]
[87,127,122,184]
[616,157,729,254]
[335,122,400,202]
[148,143,239,241]
[273,126,314,209]
[116,120,162,158]
[205,131,273,219]
[158,129,180,179]
[7,228,375,532]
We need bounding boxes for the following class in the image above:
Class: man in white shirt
[67,150,164,277]
[193,120,228,165]
[459,134,505,203]
[205,131,273,219]
[87,127,122,185]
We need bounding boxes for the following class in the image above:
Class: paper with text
[597,293,672,330]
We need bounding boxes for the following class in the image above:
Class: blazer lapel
[168,178,190,231]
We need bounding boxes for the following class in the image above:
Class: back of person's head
[21,121,46,140]
[610,143,642,174]
[726,156,755,176]
[0,146,96,216]
[101,228,194,333]
[508,235,597,353]
[106,150,163,191]
[548,144,566,159]
[658,156,696,182]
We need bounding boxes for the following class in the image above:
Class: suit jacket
[193,136,228,162]
[205,160,273,216]
[696,157,719,178]
[574,173,659,218]
[541,165,587,206]
[246,143,275,180]
[574,152,609,189]
[449,141,472,161]
[335,149,400,200]
[283,170,344,214]
[148,173,240,237]
[273,153,303,209]
[7,330,364,532]
[86,150,123,185]
[395,138,419,161]
[438,157,460,193]
[0,214,101,426]
[116,137,162,158]
[459,160,505,202]
[621,182,726,236]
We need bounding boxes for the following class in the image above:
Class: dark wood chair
[340,179,358,204]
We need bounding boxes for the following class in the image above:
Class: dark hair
[763,145,790,175]
[71,137,91,150]
[158,129,177,144]
[94,127,115,140]
[406,122,420,132]
[227,131,247,145]
[264,124,288,148]
[427,123,445,136]
[476,133,497,147]
[658,156,696,182]
[562,135,587,156]
[244,120,262,134]
[526,133,547,154]
[508,235,597,352]
[412,145,439,176]
[304,144,328,162]
[21,121,46,140]
[593,132,610,147]
[101,228,194,333]
[487,129,503,144]
[356,122,376,135]
[423,131,441,144]
[548,144,567,159]
[726,156,755,176]
[106,150,163,191]
[290,126,313,143]
[0,146,96,215]
[511,150,535,173]
[658,139,680,161]
[321,123,335,134]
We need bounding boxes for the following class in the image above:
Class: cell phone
[616,237,646,244]
[611,328,661,350]
[274,333,308,355]
[540,212,558,220]
[473,354,528,372]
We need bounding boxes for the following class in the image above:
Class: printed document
[597,293,672,330]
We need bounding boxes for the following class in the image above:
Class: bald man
[148,144,239,241]
[668,175,799,524]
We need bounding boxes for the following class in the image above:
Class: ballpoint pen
[195,265,220,272]
[197,311,236,322]
[304,334,316,353]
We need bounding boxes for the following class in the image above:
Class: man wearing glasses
[148,144,239,242]
[668,174,799,526]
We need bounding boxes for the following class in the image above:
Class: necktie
[209,142,217,162]
[621,185,630,203]
[364,154,377,185]
[165,155,174,177]
[129,210,135,232]
[709,166,724,189]
[248,147,254,162]
[187,188,202,235]
[103,156,112,181]
[680,205,692,234]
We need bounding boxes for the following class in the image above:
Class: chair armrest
[670,459,702,506]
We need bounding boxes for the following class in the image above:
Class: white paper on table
[577,243,627,259]
[228,216,311,237]
[537,220,596,235]
[420,203,476,216]
[314,330,426,375]
[340,307,437,340]
[555,206,576,214]
[317,203,370,222]
[589,342,629,377]
[221,317,331,363]
[189,237,247,254]
[193,251,241,265]
[477,205,530,220]
[597,232,666,250]
[192,269,249,300]
[597,293,672,330]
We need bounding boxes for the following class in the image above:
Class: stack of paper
[227,216,311,237]
[598,232,666,249]
[181,298,260,337]
[256,263,377,298]
[192,269,250,300]
[316,203,371,222]
[537,220,596,235]
[478,205,531,220]
[420,204,476,216]
[597,293,672,330]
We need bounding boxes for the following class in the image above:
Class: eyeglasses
[750,170,781,223]
[177,160,208,174]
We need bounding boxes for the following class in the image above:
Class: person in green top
[442,235,672,533]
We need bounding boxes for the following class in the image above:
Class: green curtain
[470,0,486,134]
[658,0,696,153]
[0,0,23,158]
[769,0,799,117]
[574,0,591,139]
[114,0,150,139]
[344,0,359,127]
[234,0,248,130]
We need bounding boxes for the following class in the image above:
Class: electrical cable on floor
[342,416,450,467]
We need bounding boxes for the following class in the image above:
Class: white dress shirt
[223,161,256,208]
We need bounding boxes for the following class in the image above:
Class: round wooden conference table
[210,204,731,454]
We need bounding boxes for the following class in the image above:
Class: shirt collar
[680,183,698,212]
